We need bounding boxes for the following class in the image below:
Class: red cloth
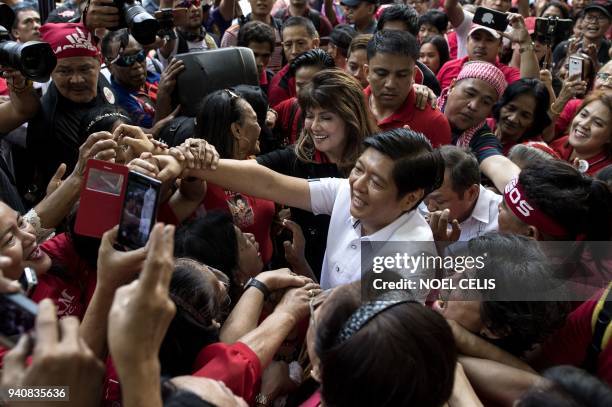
[446,31,458,60]
[436,56,520,91]
[40,23,99,59]
[0,78,8,96]
[554,98,582,140]
[550,136,612,176]
[273,97,302,146]
[300,390,322,407]
[364,87,451,148]
[268,64,296,107]
[203,183,275,264]
[192,342,262,403]
[540,289,612,385]
[33,233,97,320]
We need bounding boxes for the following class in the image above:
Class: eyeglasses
[597,72,611,82]
[177,0,201,8]
[114,50,146,67]
[584,14,609,23]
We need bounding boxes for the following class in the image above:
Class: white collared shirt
[309,178,435,289]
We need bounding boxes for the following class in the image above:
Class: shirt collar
[469,185,494,224]
[352,209,423,241]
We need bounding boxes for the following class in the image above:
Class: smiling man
[190,128,444,288]
[364,30,451,147]
[24,23,116,203]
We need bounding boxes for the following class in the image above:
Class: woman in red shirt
[551,91,612,176]
[195,89,276,266]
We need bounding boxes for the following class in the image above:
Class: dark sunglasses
[114,50,146,67]
[177,0,202,8]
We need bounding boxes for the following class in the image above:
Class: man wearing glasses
[103,30,164,128]
[157,0,218,68]
[553,0,611,67]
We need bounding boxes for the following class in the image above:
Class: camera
[113,0,160,45]
[0,4,57,82]
[535,16,573,46]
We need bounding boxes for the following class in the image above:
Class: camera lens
[122,1,159,45]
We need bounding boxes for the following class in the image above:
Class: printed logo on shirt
[226,192,254,228]
[103,87,115,104]
[57,289,77,316]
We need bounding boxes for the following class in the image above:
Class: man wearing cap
[326,24,357,69]
[274,0,334,38]
[553,0,611,67]
[437,14,539,91]
[438,61,520,193]
[341,0,378,34]
[23,23,115,203]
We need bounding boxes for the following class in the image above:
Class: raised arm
[480,155,520,193]
[190,159,312,211]
[217,0,237,22]
[0,70,40,133]
[444,0,466,28]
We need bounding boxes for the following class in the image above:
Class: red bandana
[40,23,99,59]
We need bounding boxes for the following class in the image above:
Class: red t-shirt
[485,117,543,156]
[446,31,459,61]
[33,233,97,320]
[273,97,302,146]
[268,64,296,108]
[550,136,612,176]
[540,289,612,385]
[364,87,451,148]
[436,56,521,91]
[192,342,262,404]
[0,78,8,96]
[554,98,582,140]
[203,183,275,264]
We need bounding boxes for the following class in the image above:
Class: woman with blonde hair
[257,68,379,278]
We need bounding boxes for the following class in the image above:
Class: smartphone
[535,17,573,44]
[568,56,584,80]
[117,171,162,250]
[473,7,508,32]
[18,267,38,296]
[0,293,37,349]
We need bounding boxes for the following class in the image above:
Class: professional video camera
[0,4,56,82]
[113,0,160,45]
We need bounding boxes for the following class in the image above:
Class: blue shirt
[111,71,160,128]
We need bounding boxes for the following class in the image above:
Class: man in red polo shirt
[437,14,539,90]
[364,30,451,147]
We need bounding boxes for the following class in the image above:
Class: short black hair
[376,4,419,36]
[100,28,130,61]
[237,20,275,52]
[289,48,335,75]
[418,9,448,34]
[282,16,317,38]
[492,78,552,140]
[329,24,358,57]
[539,1,571,19]
[363,128,444,200]
[367,29,419,61]
[11,4,38,29]
[439,146,480,197]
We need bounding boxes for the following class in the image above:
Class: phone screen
[117,171,162,249]
[568,57,583,80]
[0,294,37,348]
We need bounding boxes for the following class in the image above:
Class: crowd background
[0,0,611,405]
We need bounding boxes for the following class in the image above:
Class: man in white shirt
[423,146,501,242]
[192,128,445,288]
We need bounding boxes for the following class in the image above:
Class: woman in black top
[257,69,379,279]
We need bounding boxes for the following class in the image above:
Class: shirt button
[335,266,340,272]
[351,244,357,249]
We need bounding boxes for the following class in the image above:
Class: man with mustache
[437,14,540,90]
[23,23,116,203]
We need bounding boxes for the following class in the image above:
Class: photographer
[156,0,218,68]
[553,0,611,68]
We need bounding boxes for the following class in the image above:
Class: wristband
[245,277,271,300]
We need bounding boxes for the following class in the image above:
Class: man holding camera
[553,0,611,67]
[157,0,218,67]
[23,23,116,204]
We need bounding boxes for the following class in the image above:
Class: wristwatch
[255,393,271,406]
[245,277,271,301]
[519,42,535,53]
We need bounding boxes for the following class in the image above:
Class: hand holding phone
[0,293,37,348]
[473,7,509,32]
[568,55,584,80]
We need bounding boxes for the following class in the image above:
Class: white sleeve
[309,178,343,216]
[456,10,473,59]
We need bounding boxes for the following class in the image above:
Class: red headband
[40,23,99,60]
[503,178,568,238]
